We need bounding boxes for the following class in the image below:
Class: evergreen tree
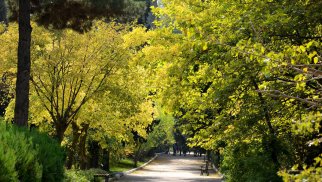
[141,0,158,29]
[6,0,145,31]
[14,0,31,126]
[0,0,7,24]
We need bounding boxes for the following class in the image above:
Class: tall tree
[14,0,31,126]
[0,0,7,24]
[6,0,145,32]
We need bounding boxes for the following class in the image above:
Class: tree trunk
[252,79,280,168]
[66,122,80,169]
[55,121,68,144]
[134,144,142,168]
[14,0,31,126]
[79,123,89,170]
[102,149,110,171]
[89,141,100,168]
[214,149,220,168]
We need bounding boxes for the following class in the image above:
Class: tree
[1,20,158,169]
[7,0,146,127]
[28,22,131,142]
[14,0,31,126]
[125,0,322,181]
[6,0,145,127]
[0,72,13,116]
[63,60,153,169]
[0,0,7,24]
[6,0,145,31]
[0,24,17,117]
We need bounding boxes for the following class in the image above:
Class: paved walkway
[117,153,222,182]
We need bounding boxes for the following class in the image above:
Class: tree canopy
[125,0,322,181]
[1,0,321,180]
[5,0,146,31]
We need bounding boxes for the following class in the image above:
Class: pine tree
[7,0,145,31]
[0,0,7,24]
[14,0,31,126]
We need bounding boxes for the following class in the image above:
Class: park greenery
[0,0,321,181]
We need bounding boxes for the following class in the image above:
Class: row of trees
[126,0,322,181]
[0,20,175,170]
[0,0,174,172]
[1,0,149,127]
[2,0,320,180]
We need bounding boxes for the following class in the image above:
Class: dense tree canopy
[5,0,146,31]
[125,0,322,181]
[1,20,159,170]
[1,0,165,172]
[1,0,321,180]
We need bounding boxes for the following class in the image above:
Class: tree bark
[66,122,80,169]
[55,121,68,144]
[133,143,142,168]
[102,149,110,171]
[79,123,89,170]
[89,141,100,168]
[14,0,31,126]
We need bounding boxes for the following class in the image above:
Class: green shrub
[0,119,65,182]
[29,128,66,181]
[0,122,42,181]
[64,168,108,182]
[221,142,282,182]
[64,169,89,182]
[0,141,17,181]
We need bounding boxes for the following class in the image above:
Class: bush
[221,142,282,182]
[0,122,42,181]
[29,127,66,181]
[0,139,18,181]
[0,120,65,182]
[65,168,108,182]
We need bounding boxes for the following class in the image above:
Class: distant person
[193,147,198,157]
[166,146,170,155]
[183,145,187,156]
[164,141,170,154]
[173,142,178,156]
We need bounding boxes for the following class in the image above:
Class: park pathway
[117,153,222,182]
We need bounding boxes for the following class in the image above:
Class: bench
[200,161,210,176]
[93,173,110,182]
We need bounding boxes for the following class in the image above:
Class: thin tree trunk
[79,123,89,170]
[14,0,31,126]
[134,144,142,168]
[66,122,80,169]
[89,141,100,168]
[102,149,110,171]
[252,79,280,168]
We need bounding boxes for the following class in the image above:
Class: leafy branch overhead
[6,0,146,31]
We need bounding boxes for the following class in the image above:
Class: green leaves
[134,0,322,181]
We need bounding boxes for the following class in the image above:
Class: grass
[110,157,150,173]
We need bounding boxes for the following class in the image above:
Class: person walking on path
[173,142,178,156]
